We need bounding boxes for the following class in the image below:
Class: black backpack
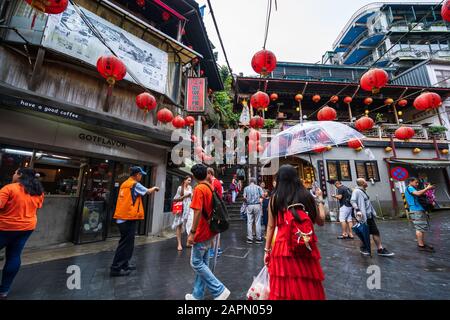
[200,183,230,233]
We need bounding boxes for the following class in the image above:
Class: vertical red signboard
[185,77,207,113]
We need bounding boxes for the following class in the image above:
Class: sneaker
[110,269,131,277]
[418,244,435,252]
[214,288,230,300]
[185,294,198,300]
[255,239,263,244]
[246,238,253,244]
[359,248,371,256]
[377,248,395,257]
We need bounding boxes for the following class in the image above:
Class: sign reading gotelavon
[185,77,207,113]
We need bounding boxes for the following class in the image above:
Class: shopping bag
[172,201,183,215]
[246,266,270,300]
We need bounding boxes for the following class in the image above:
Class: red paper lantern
[172,116,186,128]
[398,99,408,107]
[156,108,173,123]
[25,0,68,14]
[317,106,337,121]
[250,91,270,110]
[313,144,327,153]
[395,126,415,140]
[136,0,145,7]
[360,68,389,94]
[330,95,339,103]
[185,116,195,127]
[162,11,171,21]
[364,97,373,106]
[343,96,353,104]
[97,56,127,86]
[136,92,157,112]
[251,50,277,76]
[384,98,394,105]
[348,139,363,149]
[249,116,265,129]
[413,92,442,111]
[442,0,450,22]
[312,95,321,103]
[295,94,303,102]
[355,116,374,132]
[270,93,278,101]
[249,129,261,142]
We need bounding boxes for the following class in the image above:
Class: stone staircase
[218,165,246,223]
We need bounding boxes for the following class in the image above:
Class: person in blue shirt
[405,177,435,253]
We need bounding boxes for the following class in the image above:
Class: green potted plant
[427,125,447,137]
[263,119,277,130]
[375,113,386,124]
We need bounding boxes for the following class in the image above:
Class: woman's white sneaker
[214,288,230,300]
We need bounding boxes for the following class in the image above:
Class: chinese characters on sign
[186,77,207,113]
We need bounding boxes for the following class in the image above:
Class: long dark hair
[180,175,191,196]
[270,164,317,222]
[17,167,44,196]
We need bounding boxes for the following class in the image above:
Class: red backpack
[284,203,318,257]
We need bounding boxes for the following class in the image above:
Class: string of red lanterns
[156,108,174,123]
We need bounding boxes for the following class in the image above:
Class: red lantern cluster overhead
[330,95,339,103]
[348,139,363,149]
[295,94,303,102]
[413,92,442,111]
[136,92,157,112]
[185,116,195,127]
[312,95,321,103]
[364,97,373,106]
[355,116,374,132]
[156,108,173,123]
[97,56,127,86]
[442,0,450,22]
[250,91,270,110]
[250,116,265,129]
[360,68,389,94]
[395,126,415,140]
[317,106,337,121]
[397,99,408,107]
[25,0,68,14]
[270,93,278,101]
[251,50,277,76]
[172,116,186,128]
[343,96,353,104]
[162,11,171,21]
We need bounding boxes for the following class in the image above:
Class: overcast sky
[196,0,439,76]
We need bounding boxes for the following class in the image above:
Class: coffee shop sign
[19,99,81,120]
[79,133,126,149]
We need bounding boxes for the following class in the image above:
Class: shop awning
[388,159,450,169]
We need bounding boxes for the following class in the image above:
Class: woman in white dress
[171,176,193,251]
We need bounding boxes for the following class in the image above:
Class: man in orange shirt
[185,164,230,300]
[110,166,159,277]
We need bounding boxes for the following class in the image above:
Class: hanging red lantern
[348,139,363,149]
[312,95,321,103]
[136,0,145,7]
[360,68,389,94]
[343,96,353,104]
[172,116,186,128]
[364,97,373,106]
[442,0,450,22]
[330,95,339,103]
[313,144,327,153]
[295,94,303,102]
[355,116,374,132]
[397,99,408,107]
[413,92,442,111]
[249,129,261,142]
[249,116,265,129]
[97,56,127,87]
[185,116,195,127]
[270,93,278,101]
[250,91,270,110]
[25,0,68,14]
[251,50,277,76]
[395,126,415,140]
[136,92,157,112]
[156,108,173,123]
[317,106,337,121]
[384,98,394,105]
[162,11,171,21]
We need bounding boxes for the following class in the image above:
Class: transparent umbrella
[261,121,366,160]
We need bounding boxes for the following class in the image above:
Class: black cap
[130,166,147,176]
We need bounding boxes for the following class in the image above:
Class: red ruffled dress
[268,210,326,300]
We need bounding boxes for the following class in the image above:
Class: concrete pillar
[150,154,168,235]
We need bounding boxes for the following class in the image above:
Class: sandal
[348,235,355,240]
[337,235,348,239]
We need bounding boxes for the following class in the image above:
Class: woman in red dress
[264,164,326,300]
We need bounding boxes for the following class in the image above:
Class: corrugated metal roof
[391,64,432,87]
